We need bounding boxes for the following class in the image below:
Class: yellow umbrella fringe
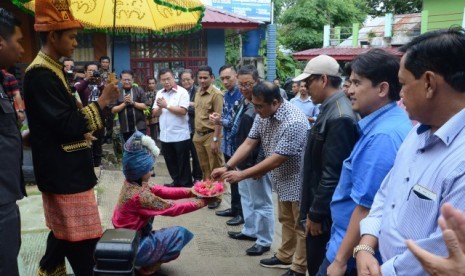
[154,0,205,12]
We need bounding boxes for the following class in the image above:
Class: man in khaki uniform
[193,65,224,208]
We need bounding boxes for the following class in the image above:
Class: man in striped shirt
[355,28,465,276]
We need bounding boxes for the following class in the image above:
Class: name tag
[412,184,437,201]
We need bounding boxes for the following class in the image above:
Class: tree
[278,0,368,52]
[367,0,422,16]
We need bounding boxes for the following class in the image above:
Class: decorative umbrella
[13,0,205,69]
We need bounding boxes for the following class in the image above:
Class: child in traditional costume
[112,131,218,275]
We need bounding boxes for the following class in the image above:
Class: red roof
[293,47,403,61]
[201,7,261,29]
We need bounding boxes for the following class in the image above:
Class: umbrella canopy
[13,0,205,35]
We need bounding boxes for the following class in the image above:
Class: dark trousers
[92,128,104,167]
[162,139,193,187]
[102,107,114,141]
[148,123,159,142]
[190,133,202,180]
[0,202,21,276]
[39,231,99,276]
[225,155,242,216]
[306,231,331,276]
[316,257,357,276]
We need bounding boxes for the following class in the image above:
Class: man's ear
[378,81,389,98]
[424,71,437,99]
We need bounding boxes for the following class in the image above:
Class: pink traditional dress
[112,181,208,275]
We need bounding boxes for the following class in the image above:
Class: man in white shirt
[152,68,192,187]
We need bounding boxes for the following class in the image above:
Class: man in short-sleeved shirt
[152,68,192,187]
[212,81,310,274]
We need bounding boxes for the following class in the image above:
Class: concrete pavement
[18,153,288,275]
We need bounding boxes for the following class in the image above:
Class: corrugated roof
[201,7,261,29]
[293,47,403,61]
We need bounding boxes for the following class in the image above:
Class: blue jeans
[238,173,274,247]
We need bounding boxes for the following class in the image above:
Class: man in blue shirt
[210,65,244,222]
[355,28,465,276]
[318,49,412,276]
[289,81,319,126]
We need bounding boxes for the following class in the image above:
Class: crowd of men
[2,1,465,275]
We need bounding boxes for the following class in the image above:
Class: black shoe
[164,182,175,187]
[246,243,270,256]
[208,201,221,209]
[227,231,256,241]
[281,269,305,276]
[226,215,244,226]
[215,208,235,217]
[260,255,292,269]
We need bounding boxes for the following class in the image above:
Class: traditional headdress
[34,0,83,32]
[123,131,160,181]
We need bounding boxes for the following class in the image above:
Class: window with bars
[130,31,207,89]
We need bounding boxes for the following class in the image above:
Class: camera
[92,70,101,78]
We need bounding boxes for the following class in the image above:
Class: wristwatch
[353,244,375,258]
[212,137,218,142]
[224,163,233,171]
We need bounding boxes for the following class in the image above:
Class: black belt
[196,129,214,136]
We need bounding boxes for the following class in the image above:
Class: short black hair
[99,55,110,62]
[219,64,236,75]
[237,64,259,81]
[63,58,74,63]
[158,68,174,78]
[84,62,99,71]
[38,30,66,46]
[0,8,21,42]
[120,70,134,78]
[180,69,194,79]
[198,65,213,76]
[147,77,157,83]
[350,48,401,101]
[292,81,301,86]
[400,27,465,93]
[252,81,282,104]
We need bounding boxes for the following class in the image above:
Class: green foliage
[276,47,297,81]
[225,34,241,66]
[367,0,422,16]
[278,0,368,52]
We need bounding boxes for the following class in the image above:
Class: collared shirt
[289,96,319,126]
[221,86,243,157]
[194,84,223,133]
[248,101,310,201]
[115,86,148,133]
[154,84,190,143]
[360,108,465,276]
[326,103,412,269]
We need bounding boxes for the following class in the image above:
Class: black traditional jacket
[24,51,103,194]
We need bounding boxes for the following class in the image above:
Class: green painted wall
[423,0,465,31]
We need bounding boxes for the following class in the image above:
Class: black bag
[94,229,140,276]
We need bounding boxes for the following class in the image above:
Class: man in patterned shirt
[212,81,310,275]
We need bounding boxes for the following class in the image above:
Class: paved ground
[18,150,288,276]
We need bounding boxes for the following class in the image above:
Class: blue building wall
[112,36,131,77]
[207,29,225,76]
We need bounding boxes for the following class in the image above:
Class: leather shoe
[164,182,175,187]
[208,201,221,209]
[246,243,270,256]
[227,231,256,241]
[226,215,244,226]
[215,208,235,217]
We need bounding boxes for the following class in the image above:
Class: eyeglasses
[238,82,255,89]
